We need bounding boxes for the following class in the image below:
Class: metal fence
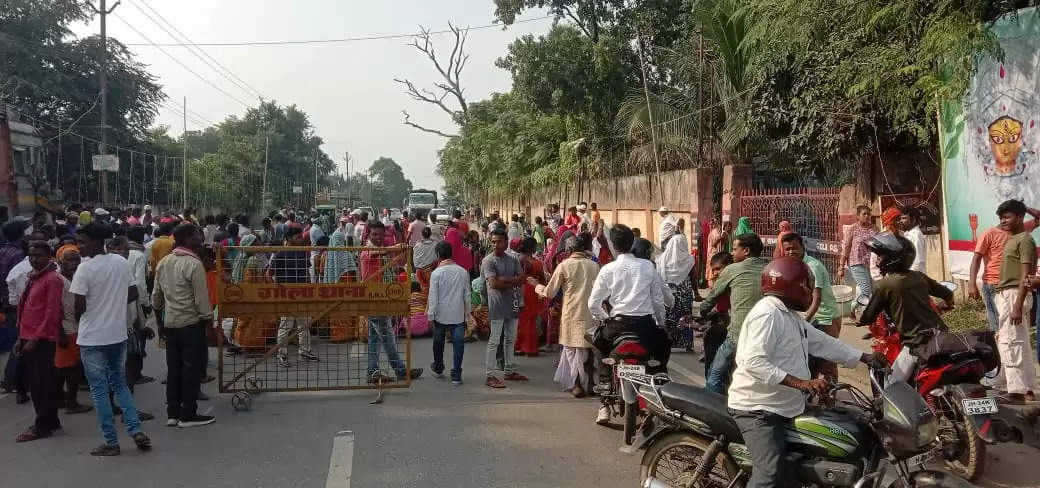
[738,187,842,282]
[215,245,413,409]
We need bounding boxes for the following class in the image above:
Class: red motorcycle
[859,289,1019,481]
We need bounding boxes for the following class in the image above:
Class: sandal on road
[504,372,529,381]
[485,377,506,389]
[15,428,50,443]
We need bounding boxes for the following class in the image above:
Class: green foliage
[1,1,167,198]
[743,0,1024,171]
[438,93,569,200]
[367,157,412,209]
[944,299,989,332]
[449,0,1033,197]
[496,25,635,136]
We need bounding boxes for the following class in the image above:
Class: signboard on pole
[942,7,1040,279]
[92,154,118,172]
[292,186,303,194]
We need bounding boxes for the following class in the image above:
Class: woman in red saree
[515,237,546,356]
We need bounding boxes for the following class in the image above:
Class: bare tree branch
[401,111,456,138]
[394,23,470,137]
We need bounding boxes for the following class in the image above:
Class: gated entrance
[738,187,842,281]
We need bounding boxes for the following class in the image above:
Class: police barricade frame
[215,245,413,396]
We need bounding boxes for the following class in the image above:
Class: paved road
[0,332,1036,487]
[0,338,706,488]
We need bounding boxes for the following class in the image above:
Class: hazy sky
[72,0,552,192]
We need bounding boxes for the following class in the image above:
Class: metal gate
[215,245,413,409]
[738,187,842,281]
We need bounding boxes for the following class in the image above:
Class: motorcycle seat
[659,382,743,443]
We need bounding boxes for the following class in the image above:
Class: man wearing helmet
[858,232,954,385]
[729,257,880,488]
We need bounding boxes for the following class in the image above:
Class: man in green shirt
[781,233,841,380]
[992,199,1038,404]
[699,232,768,394]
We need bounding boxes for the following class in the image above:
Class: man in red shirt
[15,241,66,442]
[360,222,422,382]
[452,209,470,236]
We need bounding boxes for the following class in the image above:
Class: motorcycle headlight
[917,417,939,447]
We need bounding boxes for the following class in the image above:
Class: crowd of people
[2,194,1037,482]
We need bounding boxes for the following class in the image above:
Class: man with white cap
[577,203,591,230]
[94,208,111,225]
[142,205,153,229]
[658,207,678,247]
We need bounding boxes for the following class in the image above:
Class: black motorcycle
[586,324,660,445]
[621,368,976,488]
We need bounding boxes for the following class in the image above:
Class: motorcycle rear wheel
[937,395,986,482]
[640,431,738,488]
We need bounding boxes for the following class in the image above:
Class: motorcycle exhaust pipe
[642,476,672,488]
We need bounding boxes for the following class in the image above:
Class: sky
[72,0,552,192]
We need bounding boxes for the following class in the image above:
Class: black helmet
[864,232,915,275]
[632,238,654,260]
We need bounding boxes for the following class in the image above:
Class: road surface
[0,332,1036,487]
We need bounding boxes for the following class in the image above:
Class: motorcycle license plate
[961,397,998,415]
[617,364,646,379]
[907,450,934,468]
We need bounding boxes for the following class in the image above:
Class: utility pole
[262,132,269,210]
[636,27,662,205]
[182,96,187,209]
[314,147,318,207]
[87,0,120,205]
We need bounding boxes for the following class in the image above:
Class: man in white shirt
[587,224,669,403]
[900,207,927,273]
[427,241,472,385]
[657,207,678,247]
[729,257,877,488]
[354,211,368,244]
[71,223,151,455]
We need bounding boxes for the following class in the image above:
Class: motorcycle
[621,366,975,488]
[856,290,1020,481]
[586,324,660,445]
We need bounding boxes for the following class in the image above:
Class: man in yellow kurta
[533,233,599,397]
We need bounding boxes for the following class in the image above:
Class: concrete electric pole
[87,0,120,205]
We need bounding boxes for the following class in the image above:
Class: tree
[497,25,635,136]
[394,24,470,137]
[1,1,166,202]
[438,93,568,200]
[367,157,412,209]
[493,0,624,42]
[742,0,1029,173]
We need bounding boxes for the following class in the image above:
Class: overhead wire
[112,13,253,108]
[122,15,555,47]
[127,0,263,100]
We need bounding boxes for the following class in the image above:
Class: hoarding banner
[942,8,1040,279]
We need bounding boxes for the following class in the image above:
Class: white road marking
[325,430,355,488]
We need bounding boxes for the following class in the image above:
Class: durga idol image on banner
[943,8,1040,279]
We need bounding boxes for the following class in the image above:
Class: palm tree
[614,0,760,171]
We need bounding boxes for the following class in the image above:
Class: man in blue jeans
[838,205,878,305]
[427,241,472,384]
[699,233,768,394]
[360,221,422,382]
[71,223,151,456]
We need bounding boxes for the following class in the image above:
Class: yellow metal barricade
[215,245,412,409]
